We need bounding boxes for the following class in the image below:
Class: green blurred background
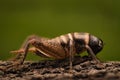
[0,0,120,61]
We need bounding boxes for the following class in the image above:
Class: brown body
[10,32,103,71]
[11,33,89,60]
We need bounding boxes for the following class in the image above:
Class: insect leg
[69,39,74,72]
[10,47,36,54]
[86,45,100,63]
[20,35,42,49]
[12,35,41,64]
[4,39,39,71]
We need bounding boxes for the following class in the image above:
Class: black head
[88,35,104,55]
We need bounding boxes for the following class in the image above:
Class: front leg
[85,45,100,63]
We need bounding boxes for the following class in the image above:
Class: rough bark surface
[0,56,120,80]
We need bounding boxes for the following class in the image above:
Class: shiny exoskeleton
[11,32,104,71]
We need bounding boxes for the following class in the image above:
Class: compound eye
[98,40,102,47]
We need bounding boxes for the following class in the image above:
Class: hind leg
[10,47,37,54]
[10,35,41,63]
[2,37,42,71]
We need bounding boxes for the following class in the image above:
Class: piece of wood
[0,56,120,80]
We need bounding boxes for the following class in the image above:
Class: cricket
[10,32,103,71]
